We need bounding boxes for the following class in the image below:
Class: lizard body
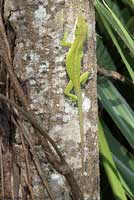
[61,16,89,174]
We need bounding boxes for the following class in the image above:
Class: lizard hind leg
[64,80,78,101]
[80,71,90,86]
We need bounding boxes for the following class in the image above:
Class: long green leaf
[98,80,134,149]
[113,156,134,199]
[94,0,134,57]
[96,6,134,79]
[102,122,134,198]
[98,121,127,200]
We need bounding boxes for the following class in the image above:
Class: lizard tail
[76,90,84,174]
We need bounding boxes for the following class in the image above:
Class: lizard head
[75,15,88,39]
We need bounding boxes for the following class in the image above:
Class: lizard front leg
[60,32,72,47]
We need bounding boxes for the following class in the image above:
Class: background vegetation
[95,0,134,199]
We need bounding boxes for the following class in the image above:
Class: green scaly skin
[61,16,89,174]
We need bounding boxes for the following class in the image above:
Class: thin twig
[97,66,134,85]
[12,117,35,200]
[0,93,64,161]
[24,175,35,200]
[17,120,55,200]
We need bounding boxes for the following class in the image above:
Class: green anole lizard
[61,15,90,174]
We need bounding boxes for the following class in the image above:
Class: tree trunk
[1,0,99,199]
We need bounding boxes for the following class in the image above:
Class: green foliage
[98,121,127,200]
[95,0,134,78]
[98,80,134,149]
[95,0,134,199]
[101,121,134,199]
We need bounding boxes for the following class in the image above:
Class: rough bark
[1,0,99,199]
